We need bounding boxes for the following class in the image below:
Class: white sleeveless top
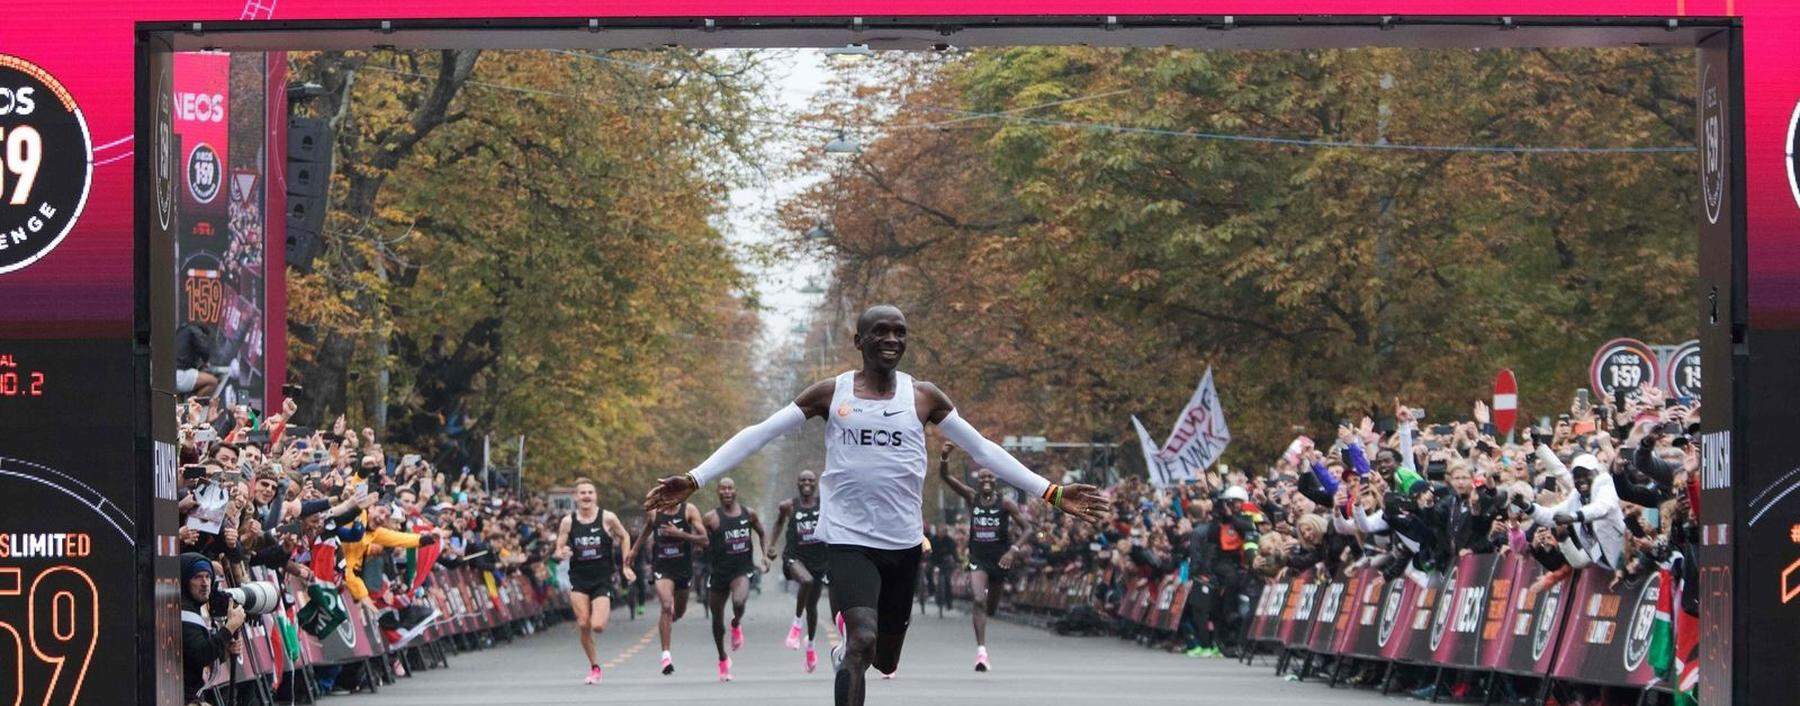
[815,370,928,550]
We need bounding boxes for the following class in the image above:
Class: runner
[643,304,1110,706]
[938,445,1035,672]
[551,478,636,685]
[627,495,707,675]
[766,470,830,672]
[703,478,767,682]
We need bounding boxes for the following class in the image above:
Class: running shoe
[718,659,733,682]
[974,649,990,672]
[584,665,602,685]
[785,620,804,649]
[730,624,745,652]
[882,672,896,680]
[804,646,818,673]
[830,641,845,673]
[661,655,675,675]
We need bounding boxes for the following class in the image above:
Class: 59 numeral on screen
[0,126,43,206]
[0,566,97,706]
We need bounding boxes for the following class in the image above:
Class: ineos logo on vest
[0,54,92,276]
[839,427,912,447]
[175,92,225,122]
[1622,575,1662,672]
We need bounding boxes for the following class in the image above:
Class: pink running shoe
[835,612,847,641]
[730,624,745,652]
[785,621,804,649]
[974,651,990,672]
[804,646,818,673]
[718,659,733,682]
[660,655,674,675]
[584,665,602,684]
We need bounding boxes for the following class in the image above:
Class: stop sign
[1493,369,1518,436]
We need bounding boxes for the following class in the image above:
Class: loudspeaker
[287,118,330,164]
[284,117,332,273]
[286,226,322,275]
[285,160,326,198]
[286,196,325,234]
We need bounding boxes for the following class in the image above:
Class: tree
[783,47,1696,465]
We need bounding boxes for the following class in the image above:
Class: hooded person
[181,552,245,705]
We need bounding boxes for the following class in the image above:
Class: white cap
[1570,453,1602,474]
[1220,486,1249,502]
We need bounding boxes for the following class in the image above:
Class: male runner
[938,444,1034,672]
[703,478,767,681]
[644,304,1109,706]
[767,470,829,672]
[627,495,707,675]
[551,478,636,685]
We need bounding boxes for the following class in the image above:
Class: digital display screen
[0,338,140,706]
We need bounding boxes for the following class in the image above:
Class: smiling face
[976,469,997,495]
[854,305,908,372]
[796,470,817,499]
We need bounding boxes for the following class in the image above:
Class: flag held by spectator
[1152,367,1231,486]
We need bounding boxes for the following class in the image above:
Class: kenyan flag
[1650,565,1698,706]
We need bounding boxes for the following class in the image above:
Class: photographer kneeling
[181,553,244,706]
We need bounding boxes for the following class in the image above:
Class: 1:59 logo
[0,54,92,276]
[0,565,98,706]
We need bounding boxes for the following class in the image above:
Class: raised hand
[1474,400,1490,425]
[1055,484,1111,524]
[643,475,698,514]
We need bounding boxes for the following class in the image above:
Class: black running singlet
[785,499,823,556]
[568,510,613,568]
[969,496,1010,561]
[709,506,754,577]
[651,505,696,564]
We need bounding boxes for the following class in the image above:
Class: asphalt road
[335,585,1405,705]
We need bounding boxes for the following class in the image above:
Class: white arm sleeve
[689,404,807,486]
[938,410,1052,499]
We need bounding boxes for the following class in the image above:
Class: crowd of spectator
[939,386,1701,703]
[175,392,564,706]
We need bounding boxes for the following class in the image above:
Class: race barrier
[943,554,1668,700]
[1235,554,1666,698]
[194,563,569,702]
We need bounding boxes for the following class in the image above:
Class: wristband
[1042,483,1059,503]
[684,472,700,491]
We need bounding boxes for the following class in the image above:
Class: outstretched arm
[919,382,1109,524]
[644,381,833,512]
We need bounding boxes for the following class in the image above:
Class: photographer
[180,553,244,706]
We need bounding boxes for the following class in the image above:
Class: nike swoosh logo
[883,410,905,417]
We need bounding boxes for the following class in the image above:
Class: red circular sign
[1492,369,1518,435]
[1589,338,1660,401]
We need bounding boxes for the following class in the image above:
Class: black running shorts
[652,560,692,591]
[827,543,922,636]
[569,564,614,600]
[783,554,831,585]
[968,552,1009,583]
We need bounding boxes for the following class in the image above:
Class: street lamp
[824,44,874,64]
[824,131,861,155]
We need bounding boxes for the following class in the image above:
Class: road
[337,585,1403,705]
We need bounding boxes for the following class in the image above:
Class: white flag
[1157,367,1231,484]
[1132,415,1176,487]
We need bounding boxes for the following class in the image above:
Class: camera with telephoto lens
[210,580,281,616]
